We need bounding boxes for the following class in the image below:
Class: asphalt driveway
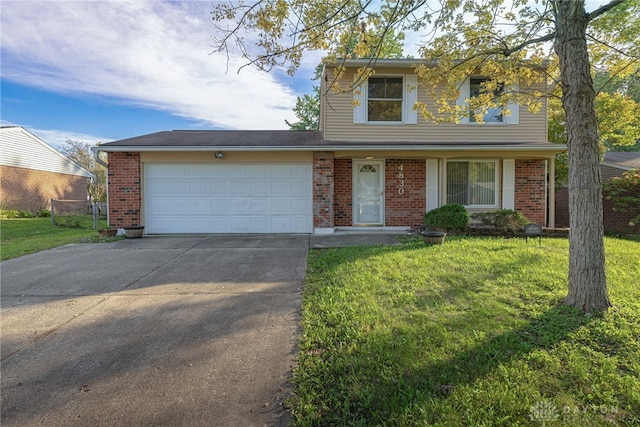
[1,235,308,426]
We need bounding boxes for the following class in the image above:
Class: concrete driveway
[1,235,308,426]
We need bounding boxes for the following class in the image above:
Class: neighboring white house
[0,126,92,212]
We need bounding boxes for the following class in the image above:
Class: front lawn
[0,217,109,261]
[292,236,640,426]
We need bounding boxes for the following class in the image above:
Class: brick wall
[385,159,426,227]
[334,159,352,226]
[107,152,141,228]
[556,186,640,234]
[514,159,546,225]
[313,152,334,228]
[0,165,88,212]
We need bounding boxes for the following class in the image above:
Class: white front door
[353,160,384,225]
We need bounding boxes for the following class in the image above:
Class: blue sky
[1,1,321,149]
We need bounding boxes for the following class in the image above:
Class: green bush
[470,209,531,230]
[0,209,20,219]
[38,209,51,217]
[423,203,469,231]
[56,215,83,228]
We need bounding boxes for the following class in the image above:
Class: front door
[353,160,384,225]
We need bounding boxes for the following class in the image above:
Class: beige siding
[323,68,548,143]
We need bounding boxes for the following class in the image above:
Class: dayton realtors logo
[529,399,559,426]
[529,399,625,425]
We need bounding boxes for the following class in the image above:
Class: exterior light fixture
[215,152,224,159]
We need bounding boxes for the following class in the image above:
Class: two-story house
[96,59,565,234]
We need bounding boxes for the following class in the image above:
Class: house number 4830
[398,164,405,195]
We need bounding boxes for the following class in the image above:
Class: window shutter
[505,83,519,125]
[426,159,439,211]
[353,77,366,124]
[456,78,470,124]
[502,159,515,209]
[404,74,418,124]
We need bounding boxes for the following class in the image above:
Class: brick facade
[385,159,426,227]
[514,159,546,225]
[334,159,352,226]
[0,165,88,212]
[313,152,334,228]
[107,152,141,228]
[105,152,551,232]
[556,186,640,234]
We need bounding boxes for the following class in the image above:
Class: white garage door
[144,163,312,234]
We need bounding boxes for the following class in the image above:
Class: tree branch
[587,0,626,22]
[502,31,556,57]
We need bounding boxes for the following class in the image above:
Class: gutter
[91,146,109,168]
[93,143,567,153]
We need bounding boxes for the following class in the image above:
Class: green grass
[1,217,110,261]
[292,236,640,426]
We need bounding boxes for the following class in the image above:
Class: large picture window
[469,78,504,123]
[368,77,403,122]
[447,160,498,207]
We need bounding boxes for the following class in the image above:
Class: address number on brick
[398,164,405,195]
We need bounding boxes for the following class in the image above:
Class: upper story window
[353,74,418,125]
[457,77,519,125]
[469,78,503,123]
[368,77,403,122]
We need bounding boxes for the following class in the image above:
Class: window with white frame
[368,77,403,122]
[353,74,418,124]
[469,78,503,123]
[447,160,498,207]
[456,77,519,125]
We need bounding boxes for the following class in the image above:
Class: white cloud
[0,0,301,129]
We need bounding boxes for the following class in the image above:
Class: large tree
[211,0,639,312]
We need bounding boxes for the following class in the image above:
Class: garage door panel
[210,199,230,213]
[190,199,209,214]
[189,181,209,194]
[145,163,312,233]
[229,181,248,195]
[250,199,269,214]
[211,181,229,195]
[250,180,269,195]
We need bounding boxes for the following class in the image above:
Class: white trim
[456,78,470,124]
[314,227,335,235]
[405,74,418,124]
[95,144,566,153]
[426,159,439,211]
[505,83,519,125]
[353,78,366,124]
[502,159,515,209]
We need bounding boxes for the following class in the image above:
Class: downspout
[548,157,556,228]
[91,147,109,226]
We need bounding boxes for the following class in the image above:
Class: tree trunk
[553,0,611,312]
